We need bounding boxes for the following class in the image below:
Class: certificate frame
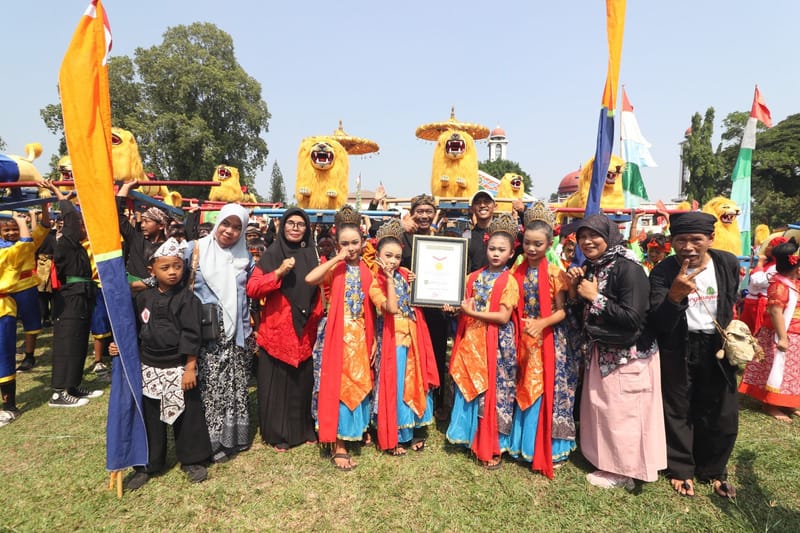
[410,235,468,308]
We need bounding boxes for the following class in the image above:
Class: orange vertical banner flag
[58,0,119,257]
[601,0,627,111]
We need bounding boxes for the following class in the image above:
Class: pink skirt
[580,349,667,482]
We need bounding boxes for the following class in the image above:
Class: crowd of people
[1,183,798,498]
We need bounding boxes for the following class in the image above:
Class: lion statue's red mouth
[445,134,466,159]
[310,143,335,170]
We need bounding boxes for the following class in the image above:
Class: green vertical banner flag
[730,85,772,256]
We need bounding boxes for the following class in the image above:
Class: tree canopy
[41,22,270,199]
[478,159,532,194]
[685,108,800,228]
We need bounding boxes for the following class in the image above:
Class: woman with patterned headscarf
[564,214,665,490]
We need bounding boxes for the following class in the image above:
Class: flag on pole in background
[730,85,772,256]
[585,0,627,218]
[620,87,655,208]
[59,0,148,471]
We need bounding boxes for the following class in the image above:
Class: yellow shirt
[9,225,51,293]
[0,241,36,318]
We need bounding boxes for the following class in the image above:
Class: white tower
[488,125,508,162]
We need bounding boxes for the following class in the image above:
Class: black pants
[51,292,93,390]
[661,332,739,481]
[422,307,449,408]
[136,387,212,473]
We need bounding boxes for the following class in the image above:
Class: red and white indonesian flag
[620,88,655,208]
[730,85,772,256]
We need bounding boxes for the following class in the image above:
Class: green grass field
[2,327,799,532]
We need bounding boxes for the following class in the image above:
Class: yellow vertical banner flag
[58,0,119,258]
[601,0,626,111]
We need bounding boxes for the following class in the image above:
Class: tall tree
[269,161,286,204]
[41,22,270,199]
[478,159,533,194]
[682,107,724,203]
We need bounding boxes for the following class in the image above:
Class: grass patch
[2,328,800,532]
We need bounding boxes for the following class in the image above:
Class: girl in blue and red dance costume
[368,219,439,455]
[445,213,520,470]
[508,202,568,478]
[306,206,376,471]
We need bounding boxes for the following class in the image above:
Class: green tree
[269,161,286,204]
[683,107,724,203]
[40,102,68,179]
[0,136,6,151]
[41,22,270,200]
[749,114,800,227]
[478,159,532,194]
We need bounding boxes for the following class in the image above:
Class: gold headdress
[523,201,556,228]
[415,107,490,141]
[488,213,519,237]
[332,120,380,155]
[334,205,361,227]
[375,218,404,242]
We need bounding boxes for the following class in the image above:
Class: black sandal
[331,453,356,471]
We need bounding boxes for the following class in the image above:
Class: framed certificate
[410,235,467,308]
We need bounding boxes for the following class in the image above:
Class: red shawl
[375,268,439,451]
[449,267,515,462]
[512,258,555,479]
[317,260,375,443]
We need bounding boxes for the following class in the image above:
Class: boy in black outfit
[119,237,212,490]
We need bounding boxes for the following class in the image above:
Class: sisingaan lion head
[209,164,244,203]
[111,127,145,183]
[430,128,478,197]
[495,173,526,212]
[702,196,742,255]
[295,136,349,210]
[558,154,626,221]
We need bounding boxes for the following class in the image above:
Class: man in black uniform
[649,211,740,498]
[466,190,496,273]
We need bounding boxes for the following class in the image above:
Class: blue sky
[2,1,797,203]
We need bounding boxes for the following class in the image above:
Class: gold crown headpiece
[523,201,556,228]
[375,218,404,242]
[334,205,361,227]
[488,213,520,237]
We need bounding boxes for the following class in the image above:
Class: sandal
[410,438,425,452]
[331,453,356,471]
[389,446,407,456]
[712,480,736,499]
[670,478,695,497]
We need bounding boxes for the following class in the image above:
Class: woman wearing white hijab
[185,203,254,462]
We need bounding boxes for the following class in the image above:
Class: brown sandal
[712,480,736,498]
[331,453,356,471]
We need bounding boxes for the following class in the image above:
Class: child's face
[0,220,20,242]
[647,247,666,263]
[149,256,184,289]
[377,242,402,272]
[337,227,362,263]
[562,241,576,260]
[140,217,164,239]
[487,234,513,269]
[523,229,550,264]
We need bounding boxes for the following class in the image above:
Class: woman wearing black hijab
[246,208,323,450]
[563,214,666,490]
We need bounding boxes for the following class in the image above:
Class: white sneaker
[586,470,635,490]
[93,362,109,374]
[48,390,89,408]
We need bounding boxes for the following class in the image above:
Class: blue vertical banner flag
[586,0,627,218]
[59,0,148,474]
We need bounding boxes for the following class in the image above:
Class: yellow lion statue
[209,164,244,203]
[110,127,181,207]
[1,143,44,183]
[430,129,479,198]
[702,196,741,256]
[495,173,525,212]
[559,155,626,221]
[295,136,349,210]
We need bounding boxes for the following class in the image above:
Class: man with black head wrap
[649,211,740,498]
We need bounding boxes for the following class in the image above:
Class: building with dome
[557,168,581,203]
[487,126,508,162]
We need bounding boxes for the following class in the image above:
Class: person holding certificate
[444,213,520,470]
